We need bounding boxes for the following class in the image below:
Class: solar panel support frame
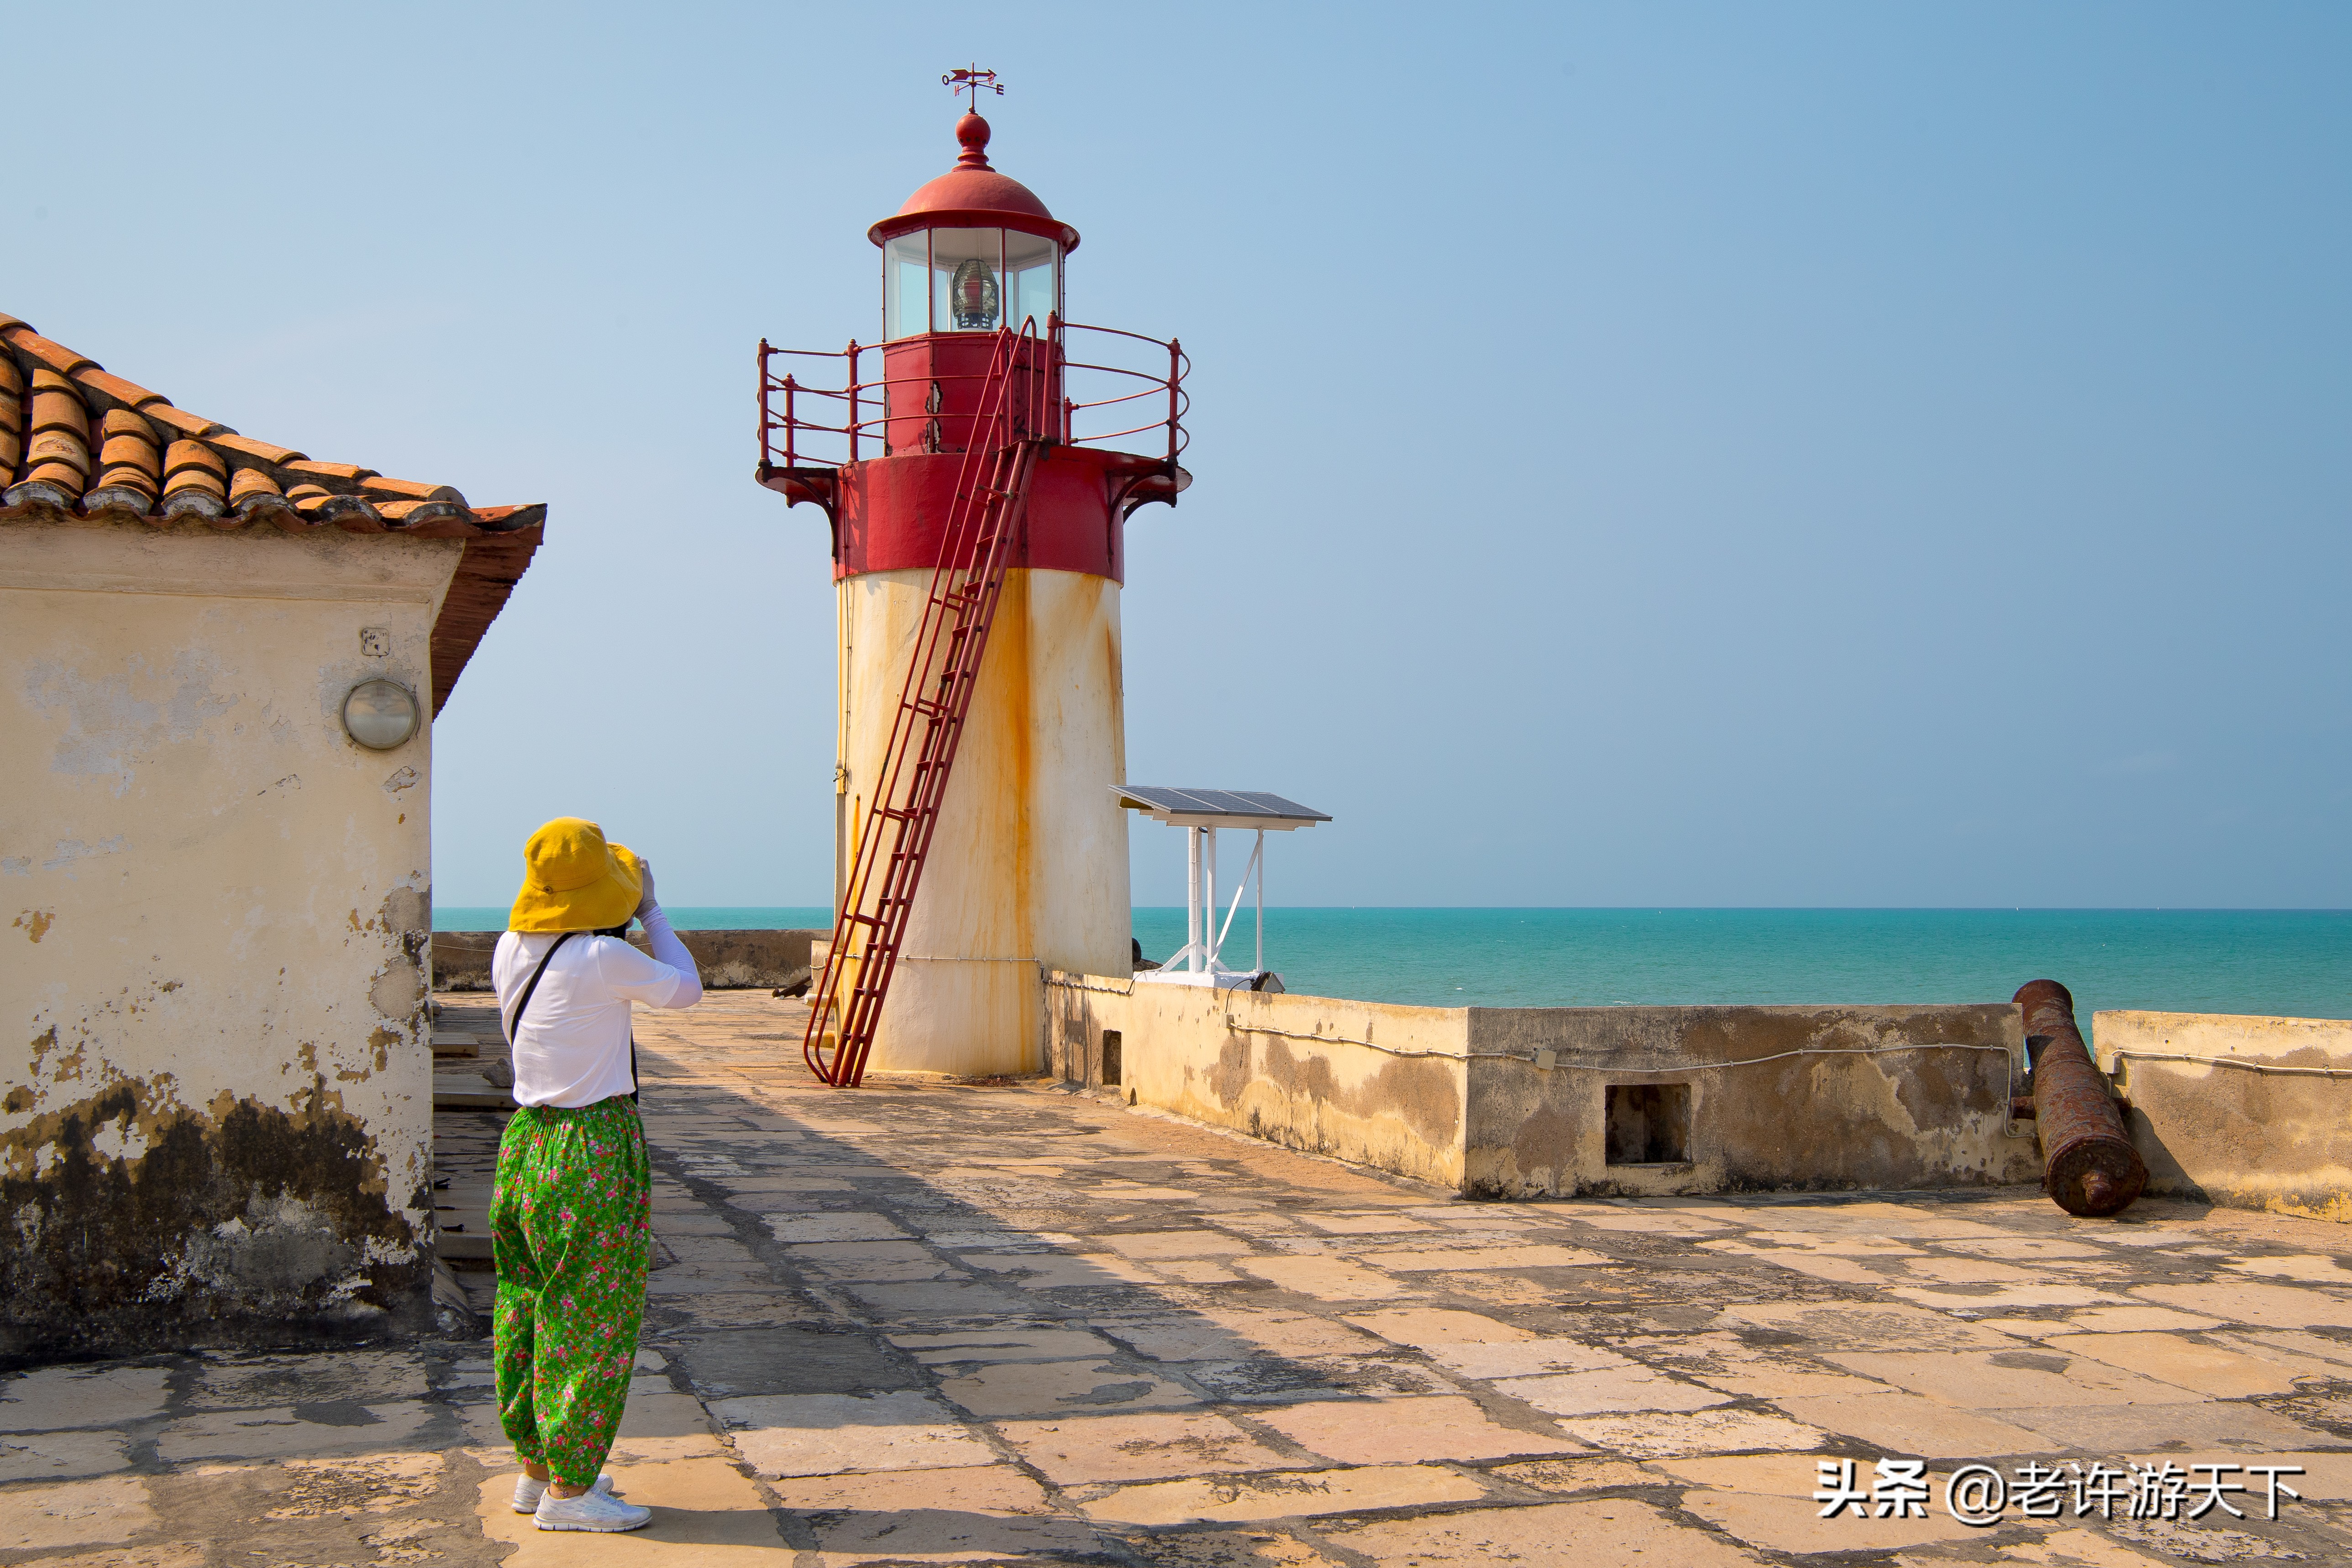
[1114,786,1328,979]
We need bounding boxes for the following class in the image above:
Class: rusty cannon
[2016,979,2146,1217]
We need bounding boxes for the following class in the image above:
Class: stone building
[0,312,543,1359]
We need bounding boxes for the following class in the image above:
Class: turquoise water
[433,907,2349,1035]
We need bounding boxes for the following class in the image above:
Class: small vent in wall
[1606,1083,1690,1164]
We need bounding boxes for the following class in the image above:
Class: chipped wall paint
[838,568,1130,1076]
[1049,975,2039,1198]
[2097,1011,2352,1223]
[1,518,462,1358]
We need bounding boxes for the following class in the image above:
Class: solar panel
[1111,786,1331,827]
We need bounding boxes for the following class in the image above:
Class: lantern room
[868,111,1079,460]
[874,112,1076,341]
[881,227,1060,339]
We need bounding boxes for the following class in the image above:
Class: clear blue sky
[15,4,2348,908]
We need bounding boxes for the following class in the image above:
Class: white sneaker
[512,1472,617,1514]
[535,1485,652,1532]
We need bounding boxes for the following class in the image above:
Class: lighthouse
[758,75,1187,1083]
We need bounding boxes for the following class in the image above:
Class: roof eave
[868,210,1082,252]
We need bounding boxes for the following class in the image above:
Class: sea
[431,907,2350,1040]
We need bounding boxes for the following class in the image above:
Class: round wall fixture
[342,678,420,750]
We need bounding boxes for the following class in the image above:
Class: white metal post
[1255,828,1265,973]
[1202,828,1218,971]
[1186,826,1202,973]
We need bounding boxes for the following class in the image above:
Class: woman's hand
[633,859,658,921]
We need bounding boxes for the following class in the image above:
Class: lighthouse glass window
[1005,231,1058,332]
[884,229,1058,339]
[931,229,1004,331]
[883,233,929,340]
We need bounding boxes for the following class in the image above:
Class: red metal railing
[800,323,1052,1088]
[757,317,1187,477]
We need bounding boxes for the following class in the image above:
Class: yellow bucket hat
[509,817,644,933]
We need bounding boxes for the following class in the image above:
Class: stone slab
[0,1366,172,1432]
[1494,1368,1731,1416]
[2043,1332,2312,1398]
[1253,1395,1585,1464]
[0,1429,130,1483]
[1079,1464,1486,1525]
[932,1359,1199,1418]
[1551,1409,1826,1459]
[994,1411,1292,1485]
[1232,1257,1407,1301]
[154,1403,436,1463]
[710,1391,996,1477]
[0,1475,155,1551]
[1770,1392,2049,1459]
[1319,1498,1762,1567]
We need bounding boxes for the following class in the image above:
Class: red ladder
[804,325,1048,1087]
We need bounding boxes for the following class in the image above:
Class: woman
[489,816,703,1532]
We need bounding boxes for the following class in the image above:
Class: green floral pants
[491,1097,651,1486]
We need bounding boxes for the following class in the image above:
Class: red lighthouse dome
[871,113,1080,252]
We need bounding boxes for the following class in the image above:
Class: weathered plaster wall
[1465,1005,2037,1198]
[2096,1011,2352,1223]
[1050,977,2037,1199]
[1046,974,1470,1190]
[1,518,460,1358]
[838,568,1130,1076]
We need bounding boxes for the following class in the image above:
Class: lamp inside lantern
[949,257,1000,330]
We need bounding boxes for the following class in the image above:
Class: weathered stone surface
[995,1410,1289,1484]
[0,1475,156,1551]
[15,986,2352,1566]
[1550,1408,1825,1459]
[0,1429,130,1482]
[0,1365,171,1430]
[1080,1464,1486,1525]
[2098,1011,2352,1222]
[1319,1499,1762,1567]
[1254,1395,1585,1464]
[1664,1454,1987,1555]
[934,1358,1200,1417]
[710,1391,996,1477]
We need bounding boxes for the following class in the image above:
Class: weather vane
[943,65,1003,113]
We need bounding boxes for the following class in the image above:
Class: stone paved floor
[9,989,2352,1566]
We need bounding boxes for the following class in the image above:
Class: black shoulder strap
[504,931,577,1047]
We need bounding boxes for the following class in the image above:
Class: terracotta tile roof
[1,311,544,716]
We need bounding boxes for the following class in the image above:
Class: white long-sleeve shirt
[492,907,704,1108]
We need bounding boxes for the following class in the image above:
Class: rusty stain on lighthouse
[757,74,1189,1082]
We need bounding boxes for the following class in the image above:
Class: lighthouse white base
[834,566,1131,1078]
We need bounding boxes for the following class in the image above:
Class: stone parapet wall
[1046,975,1471,1190]
[2096,1010,2352,1222]
[433,929,821,992]
[1047,973,2037,1198]
[1465,1003,2035,1197]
